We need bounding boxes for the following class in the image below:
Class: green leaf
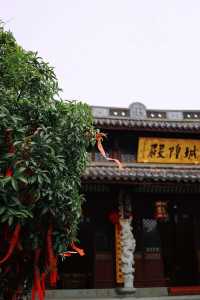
[13,141,22,146]
[8,216,13,226]
[2,153,15,159]
[28,176,37,184]
[18,176,28,184]
[0,215,8,223]
[24,210,33,218]
[11,178,18,191]
[0,207,6,215]
[17,167,26,173]
[7,208,16,215]
[37,175,43,184]
[41,207,49,215]
[1,176,12,187]
[14,212,26,217]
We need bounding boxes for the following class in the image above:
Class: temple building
[57,102,200,297]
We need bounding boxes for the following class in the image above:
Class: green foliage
[0,23,95,299]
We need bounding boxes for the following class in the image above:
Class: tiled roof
[94,118,200,131]
[92,103,200,131]
[82,163,200,183]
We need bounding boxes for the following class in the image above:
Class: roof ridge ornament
[129,102,146,120]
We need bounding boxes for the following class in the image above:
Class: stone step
[45,295,200,300]
[44,289,200,300]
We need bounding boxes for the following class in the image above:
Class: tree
[0,24,95,299]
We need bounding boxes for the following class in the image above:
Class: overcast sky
[2,0,200,110]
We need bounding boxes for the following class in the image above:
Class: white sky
[1,0,200,110]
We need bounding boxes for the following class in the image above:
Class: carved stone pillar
[117,192,136,293]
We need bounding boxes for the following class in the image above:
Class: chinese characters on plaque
[137,137,200,164]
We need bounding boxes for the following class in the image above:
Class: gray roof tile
[94,118,200,131]
[82,163,200,183]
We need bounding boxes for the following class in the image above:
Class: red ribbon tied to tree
[60,241,85,257]
[96,133,123,169]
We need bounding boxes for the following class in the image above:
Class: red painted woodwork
[134,252,166,287]
[94,252,114,288]
[60,273,89,289]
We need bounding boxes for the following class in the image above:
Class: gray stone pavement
[24,289,200,300]
[44,289,200,300]
[45,295,200,300]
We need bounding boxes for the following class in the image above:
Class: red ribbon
[6,167,13,177]
[96,133,123,169]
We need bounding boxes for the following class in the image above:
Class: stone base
[116,287,136,295]
[31,288,200,299]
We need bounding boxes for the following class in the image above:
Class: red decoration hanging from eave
[96,133,123,169]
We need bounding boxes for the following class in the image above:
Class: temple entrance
[57,191,200,290]
[160,200,199,287]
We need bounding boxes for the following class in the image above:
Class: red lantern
[155,201,168,220]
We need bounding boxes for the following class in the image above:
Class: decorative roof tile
[93,118,200,131]
[82,163,200,183]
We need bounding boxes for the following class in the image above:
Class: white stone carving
[92,107,109,117]
[166,111,183,121]
[120,217,136,288]
[129,102,146,120]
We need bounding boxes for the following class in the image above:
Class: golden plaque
[137,137,200,164]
